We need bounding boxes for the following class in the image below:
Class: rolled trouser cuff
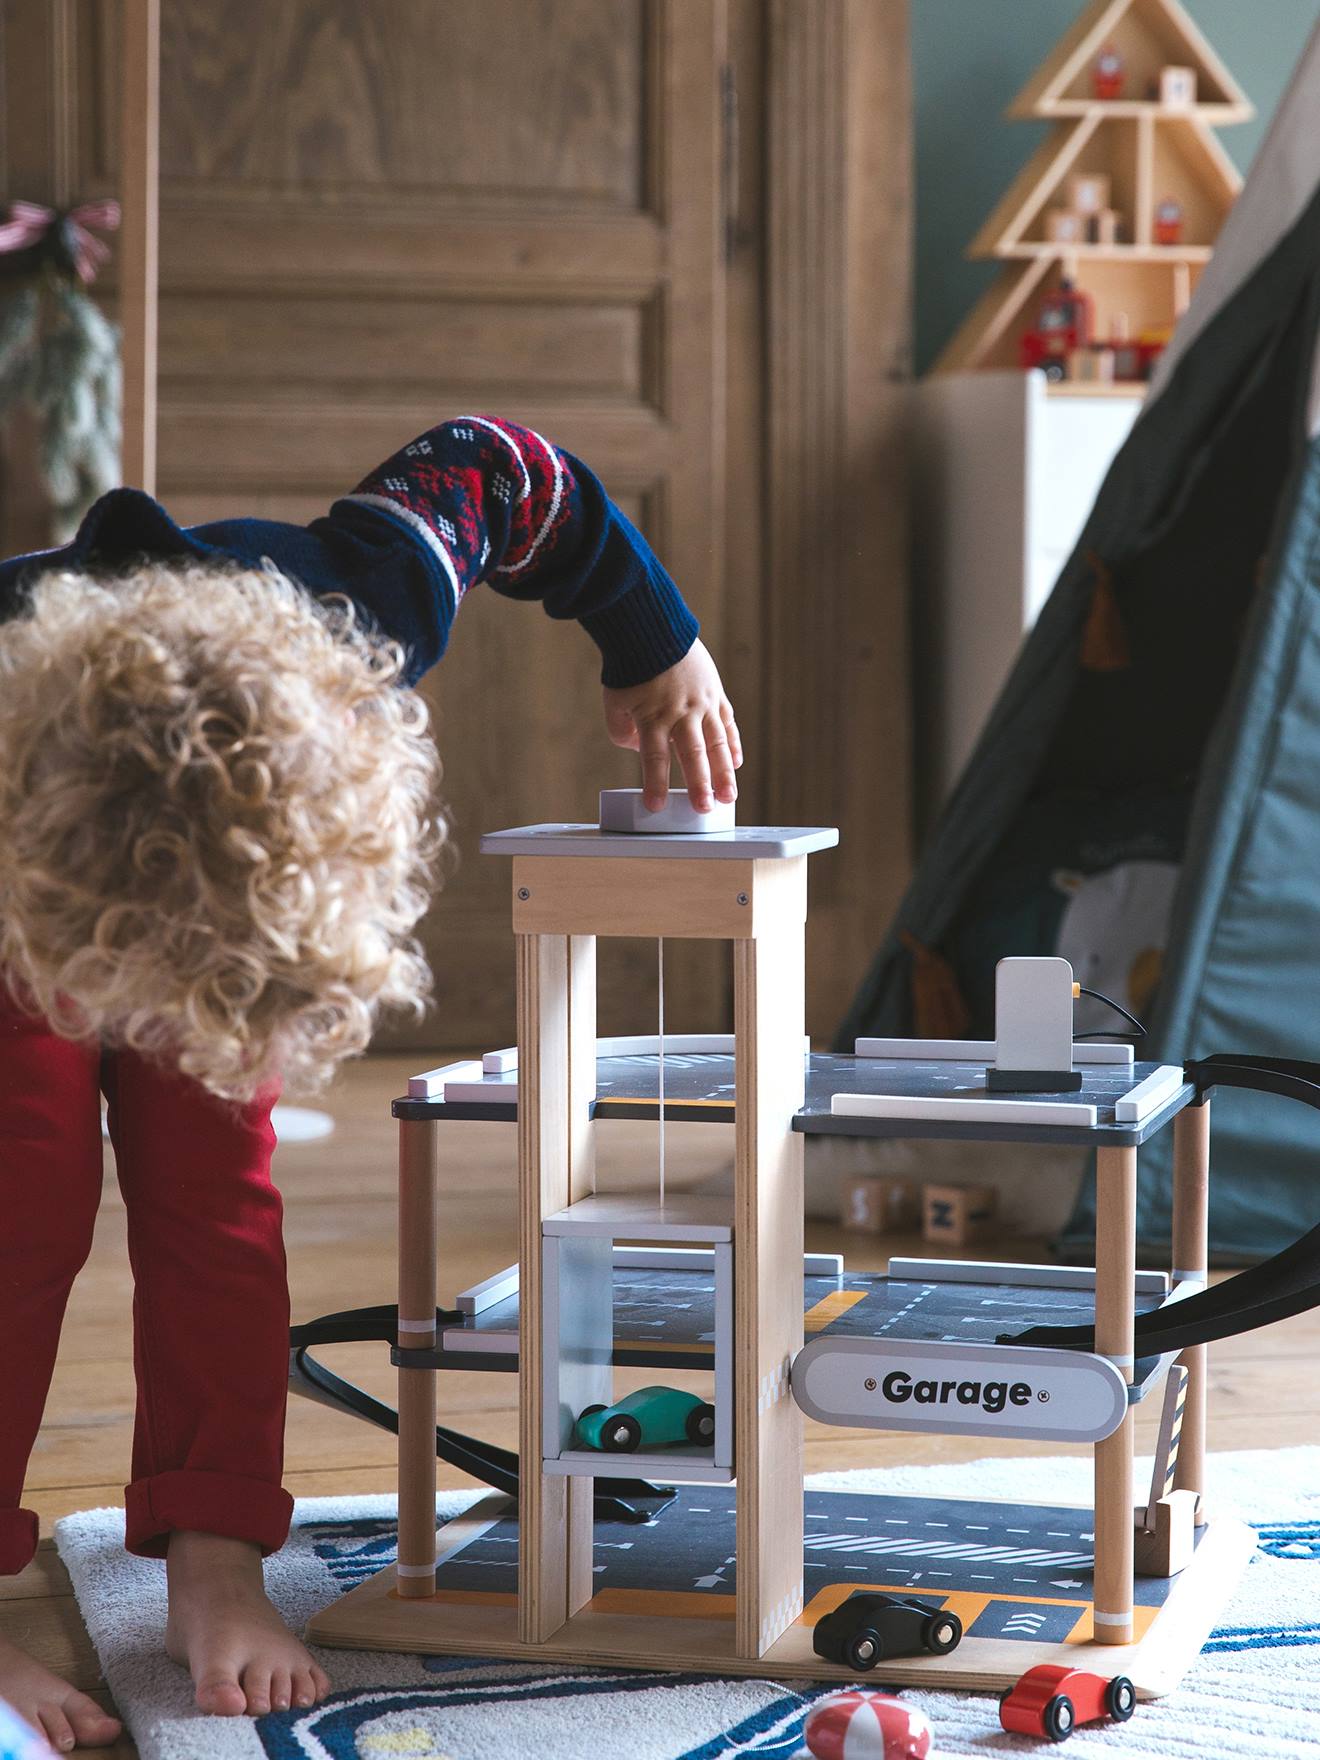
[0,1508,40,1576]
[124,1469,293,1559]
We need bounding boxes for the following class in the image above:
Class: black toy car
[811,1592,963,1671]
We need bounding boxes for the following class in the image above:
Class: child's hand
[603,639,743,813]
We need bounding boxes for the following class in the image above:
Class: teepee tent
[841,19,1320,1261]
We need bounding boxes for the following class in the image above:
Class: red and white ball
[804,1690,932,1760]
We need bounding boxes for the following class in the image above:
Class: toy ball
[804,1690,932,1760]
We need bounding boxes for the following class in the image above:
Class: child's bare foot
[0,1633,123,1751]
[164,1532,331,1718]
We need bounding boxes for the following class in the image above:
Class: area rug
[55,1450,1320,1760]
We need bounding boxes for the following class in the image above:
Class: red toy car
[1000,1665,1136,1743]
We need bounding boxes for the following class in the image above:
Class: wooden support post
[118,0,159,494]
[734,857,808,1658]
[1171,1097,1210,1523]
[396,1120,439,1598]
[565,934,599,1616]
[518,930,597,1644]
[1133,111,1155,249]
[1093,1143,1137,1645]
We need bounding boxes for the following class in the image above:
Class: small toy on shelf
[1045,208,1087,245]
[575,1385,715,1453]
[1159,64,1197,107]
[922,1182,997,1247]
[1019,279,1094,382]
[1092,43,1125,99]
[1068,344,1117,384]
[1090,207,1120,246]
[812,1592,963,1671]
[1000,1665,1137,1742]
[803,1690,932,1760]
[1154,196,1185,245]
[841,1174,920,1235]
[1064,172,1111,217]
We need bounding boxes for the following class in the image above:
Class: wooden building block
[921,1183,998,1246]
[1090,206,1121,245]
[1045,207,1087,244]
[1065,170,1111,215]
[1159,64,1197,107]
[840,1175,920,1234]
[1134,1488,1197,1577]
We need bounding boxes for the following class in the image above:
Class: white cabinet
[914,369,1142,809]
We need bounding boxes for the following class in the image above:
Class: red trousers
[0,985,293,1574]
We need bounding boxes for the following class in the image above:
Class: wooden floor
[6,1053,1314,1756]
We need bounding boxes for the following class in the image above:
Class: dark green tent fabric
[838,179,1320,1263]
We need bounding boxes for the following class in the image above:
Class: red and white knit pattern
[344,416,581,614]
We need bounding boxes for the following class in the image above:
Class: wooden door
[2,0,730,1046]
[159,0,730,1046]
[1,0,912,1051]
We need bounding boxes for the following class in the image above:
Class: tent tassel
[900,931,971,1040]
[1080,551,1131,672]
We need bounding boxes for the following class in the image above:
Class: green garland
[0,274,121,541]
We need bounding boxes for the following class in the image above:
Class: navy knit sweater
[0,417,699,689]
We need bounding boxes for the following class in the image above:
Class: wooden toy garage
[292,800,1320,1696]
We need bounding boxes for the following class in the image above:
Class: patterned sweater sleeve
[329,416,699,688]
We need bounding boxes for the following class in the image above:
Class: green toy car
[575,1386,716,1453]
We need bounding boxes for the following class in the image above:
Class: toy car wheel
[1042,1694,1075,1742]
[600,1413,643,1452]
[1043,360,1066,383]
[1105,1676,1136,1721]
[685,1402,716,1445]
[922,1610,963,1655]
[844,1627,883,1671]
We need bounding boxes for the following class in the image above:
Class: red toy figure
[1154,196,1185,246]
[1092,45,1125,99]
[1000,1665,1137,1743]
[1020,279,1095,382]
[805,1691,931,1760]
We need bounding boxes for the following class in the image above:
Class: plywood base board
[307,1495,1254,1697]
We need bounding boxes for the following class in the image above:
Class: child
[0,416,741,1749]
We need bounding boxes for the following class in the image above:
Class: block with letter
[840,1175,921,1235]
[1159,65,1197,107]
[1065,171,1111,216]
[922,1182,998,1247]
[1045,208,1087,244]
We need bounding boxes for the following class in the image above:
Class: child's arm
[311,416,739,808]
[602,637,741,812]
[0,417,742,807]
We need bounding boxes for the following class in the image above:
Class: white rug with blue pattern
[55,1451,1320,1759]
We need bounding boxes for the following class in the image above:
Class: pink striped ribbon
[0,198,121,282]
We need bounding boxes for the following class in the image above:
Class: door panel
[0,0,913,1051]
[39,0,727,1046]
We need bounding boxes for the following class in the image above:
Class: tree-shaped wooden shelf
[937,0,1251,381]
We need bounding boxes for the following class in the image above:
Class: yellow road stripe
[804,1288,869,1333]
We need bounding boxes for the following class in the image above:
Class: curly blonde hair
[0,561,444,1100]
